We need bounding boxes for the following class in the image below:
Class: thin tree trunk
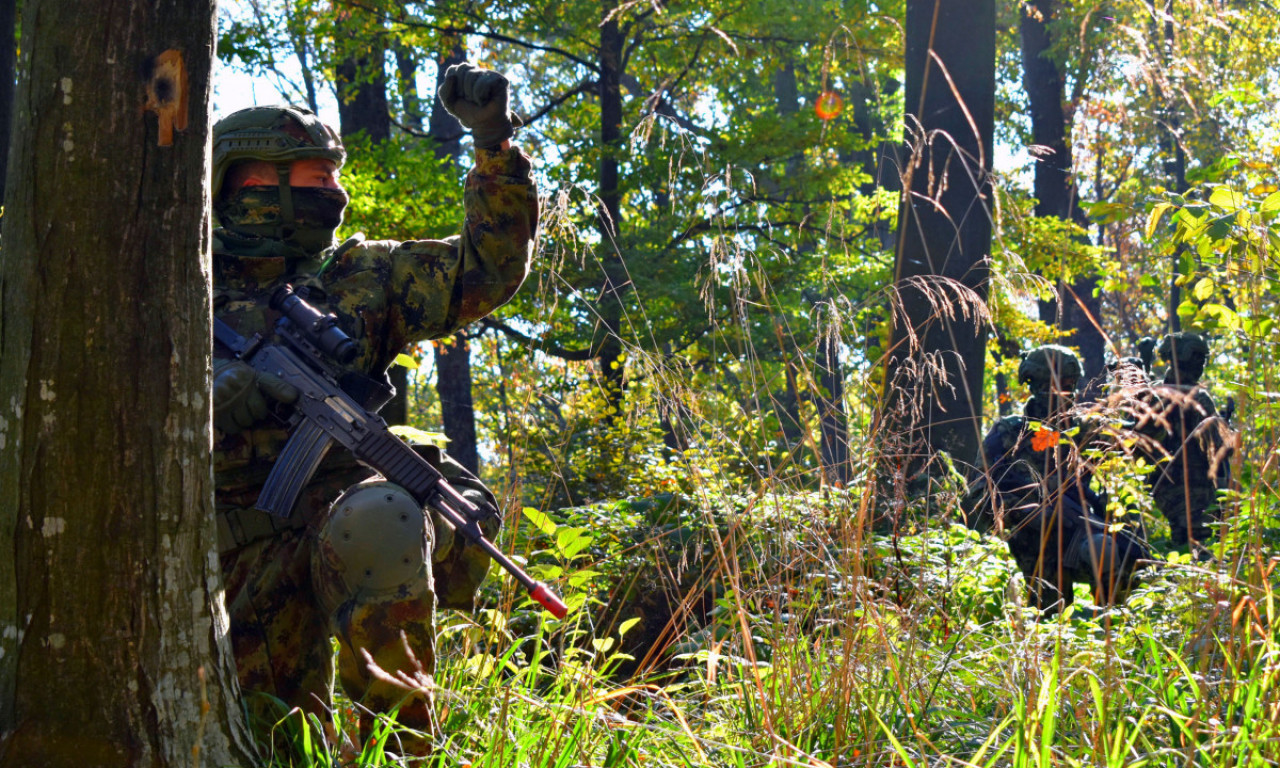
[1020,0,1105,391]
[1154,0,1187,333]
[0,1,253,764]
[335,12,404,423]
[882,0,996,477]
[596,0,627,409]
[776,58,851,484]
[429,40,482,474]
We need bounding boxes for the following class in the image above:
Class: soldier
[970,345,1148,614]
[211,63,538,758]
[1139,332,1233,548]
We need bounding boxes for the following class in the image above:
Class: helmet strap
[275,161,296,240]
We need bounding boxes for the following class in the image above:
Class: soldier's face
[289,159,342,190]
[1047,376,1077,413]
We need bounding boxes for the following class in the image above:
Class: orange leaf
[1031,428,1060,452]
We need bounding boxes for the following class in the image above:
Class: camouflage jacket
[214,146,538,494]
[1140,383,1227,488]
[979,411,1103,524]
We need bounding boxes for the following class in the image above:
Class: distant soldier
[1137,332,1234,548]
[969,345,1148,613]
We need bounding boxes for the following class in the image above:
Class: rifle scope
[271,284,359,364]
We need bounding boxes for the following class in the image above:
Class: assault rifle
[215,284,567,618]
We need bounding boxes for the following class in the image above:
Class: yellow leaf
[393,352,419,369]
[1192,277,1215,301]
[1145,202,1174,240]
[388,425,447,445]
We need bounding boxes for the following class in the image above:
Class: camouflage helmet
[1018,344,1083,393]
[1157,332,1209,365]
[212,105,344,200]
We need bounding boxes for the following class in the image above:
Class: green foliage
[214,3,1280,767]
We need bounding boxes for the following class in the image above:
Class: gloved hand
[437,62,516,149]
[430,487,500,563]
[213,358,298,434]
[431,510,456,564]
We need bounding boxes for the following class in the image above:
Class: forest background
[3,0,1280,765]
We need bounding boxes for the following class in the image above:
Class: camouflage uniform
[1138,333,1232,547]
[969,346,1147,613]
[212,105,537,756]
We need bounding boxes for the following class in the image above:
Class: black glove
[212,359,298,434]
[437,62,517,149]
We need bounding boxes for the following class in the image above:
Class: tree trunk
[595,0,628,409]
[0,0,15,207]
[428,40,466,166]
[0,1,254,765]
[1153,0,1187,333]
[335,12,406,424]
[435,335,481,475]
[881,0,996,477]
[1020,0,1105,392]
[426,41,482,474]
[775,59,850,485]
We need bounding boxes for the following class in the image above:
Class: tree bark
[882,0,996,476]
[1020,0,1105,392]
[435,336,481,475]
[334,11,406,424]
[0,0,15,207]
[1153,0,1187,333]
[429,41,482,474]
[595,0,628,410]
[0,1,254,765]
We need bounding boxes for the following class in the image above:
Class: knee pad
[317,480,431,598]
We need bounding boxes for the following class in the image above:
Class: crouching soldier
[967,345,1148,614]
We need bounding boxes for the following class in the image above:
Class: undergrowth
[254,482,1280,768]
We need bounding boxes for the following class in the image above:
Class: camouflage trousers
[219,451,496,759]
[1151,480,1219,547]
[1002,498,1091,611]
[1001,495,1145,612]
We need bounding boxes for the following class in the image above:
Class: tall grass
[255,476,1279,767]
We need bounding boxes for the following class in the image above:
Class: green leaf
[1087,201,1129,224]
[522,507,558,536]
[1261,190,1280,213]
[393,352,419,369]
[1208,186,1244,211]
[618,617,643,639]
[568,569,600,589]
[1199,303,1241,332]
[556,526,594,560]
[1191,277,1215,301]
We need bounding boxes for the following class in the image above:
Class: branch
[522,78,596,129]
[335,0,600,73]
[481,318,596,361]
[389,113,464,142]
